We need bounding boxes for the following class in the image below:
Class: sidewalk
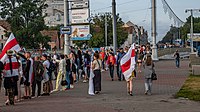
[0,60,200,112]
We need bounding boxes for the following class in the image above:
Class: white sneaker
[83,80,87,83]
[70,85,74,89]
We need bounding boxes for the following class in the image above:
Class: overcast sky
[90,0,200,42]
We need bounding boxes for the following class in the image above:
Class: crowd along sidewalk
[0,60,200,112]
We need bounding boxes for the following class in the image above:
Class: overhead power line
[91,0,140,12]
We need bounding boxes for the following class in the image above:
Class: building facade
[0,20,11,50]
[123,21,148,46]
[44,0,64,26]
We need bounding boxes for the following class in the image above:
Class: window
[56,13,61,21]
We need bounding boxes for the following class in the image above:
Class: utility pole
[105,14,108,47]
[64,0,70,55]
[151,0,158,61]
[112,0,117,53]
[185,9,200,52]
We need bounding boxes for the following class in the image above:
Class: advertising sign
[187,33,200,39]
[71,9,89,24]
[71,0,89,9]
[71,25,91,40]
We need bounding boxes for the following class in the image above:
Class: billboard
[71,9,89,24]
[71,25,91,40]
[187,33,200,41]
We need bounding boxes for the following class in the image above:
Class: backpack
[35,61,44,76]
[47,60,56,74]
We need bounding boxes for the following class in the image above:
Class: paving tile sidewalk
[0,60,200,112]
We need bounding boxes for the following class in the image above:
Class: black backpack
[47,60,56,74]
[35,61,44,76]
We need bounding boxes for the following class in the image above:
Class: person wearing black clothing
[174,50,180,68]
[32,56,44,97]
[77,49,83,81]
[18,52,33,99]
[117,48,125,81]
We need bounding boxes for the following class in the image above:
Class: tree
[161,16,200,45]
[0,0,49,49]
[161,26,179,43]
[73,13,128,48]
[180,16,200,45]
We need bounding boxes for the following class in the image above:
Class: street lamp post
[64,0,70,55]
[151,0,158,61]
[112,0,117,53]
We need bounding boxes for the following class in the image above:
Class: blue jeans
[66,71,71,89]
[175,59,180,68]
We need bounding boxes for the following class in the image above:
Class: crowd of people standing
[0,44,156,106]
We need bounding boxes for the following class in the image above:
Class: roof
[0,20,11,31]
[40,30,58,42]
[122,21,135,28]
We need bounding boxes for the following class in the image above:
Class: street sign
[70,25,91,40]
[71,0,89,9]
[60,26,72,35]
[71,9,89,24]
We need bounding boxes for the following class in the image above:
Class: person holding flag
[0,33,21,105]
[120,44,136,96]
[3,50,20,105]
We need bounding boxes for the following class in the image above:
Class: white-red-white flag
[0,33,21,62]
[120,43,136,81]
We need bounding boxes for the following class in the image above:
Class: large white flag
[0,33,21,62]
[88,63,95,95]
[120,43,136,81]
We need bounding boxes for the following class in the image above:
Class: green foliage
[0,0,49,49]
[161,16,200,44]
[73,13,127,48]
[161,26,179,43]
[176,75,200,101]
[180,16,200,43]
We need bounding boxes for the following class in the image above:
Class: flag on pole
[120,43,136,81]
[0,33,21,62]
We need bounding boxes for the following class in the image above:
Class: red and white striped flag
[120,43,136,81]
[0,33,21,62]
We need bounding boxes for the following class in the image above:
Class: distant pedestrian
[107,52,116,81]
[137,50,143,73]
[83,50,91,83]
[65,55,71,90]
[41,54,50,96]
[174,50,180,68]
[92,53,102,94]
[117,48,125,81]
[32,56,44,97]
[126,70,136,96]
[143,53,154,95]
[18,52,33,99]
[52,54,66,92]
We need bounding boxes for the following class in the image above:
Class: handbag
[61,80,68,86]
[151,72,157,80]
